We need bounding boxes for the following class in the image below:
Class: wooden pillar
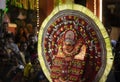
[86,0,100,19]
[46,0,54,16]
[39,0,54,26]
[96,0,100,19]
[86,0,94,13]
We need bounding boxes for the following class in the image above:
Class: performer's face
[63,41,74,53]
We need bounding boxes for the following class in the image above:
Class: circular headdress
[38,4,113,82]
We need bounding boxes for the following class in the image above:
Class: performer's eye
[65,43,72,46]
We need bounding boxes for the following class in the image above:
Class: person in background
[110,27,120,49]
[29,59,48,82]
[1,22,13,40]
[5,34,20,55]
[6,57,24,82]
[26,23,33,35]
[27,34,38,61]
[23,57,32,82]
[19,42,30,65]
[16,21,29,43]
[113,37,120,82]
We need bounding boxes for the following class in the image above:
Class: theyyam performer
[38,2,113,82]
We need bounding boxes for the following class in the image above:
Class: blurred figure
[29,59,48,82]
[113,37,120,82]
[6,57,24,82]
[5,34,20,55]
[27,34,38,61]
[1,22,13,39]
[16,21,29,43]
[23,58,32,82]
[19,42,30,65]
[110,27,120,48]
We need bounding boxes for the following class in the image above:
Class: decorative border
[38,4,113,82]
